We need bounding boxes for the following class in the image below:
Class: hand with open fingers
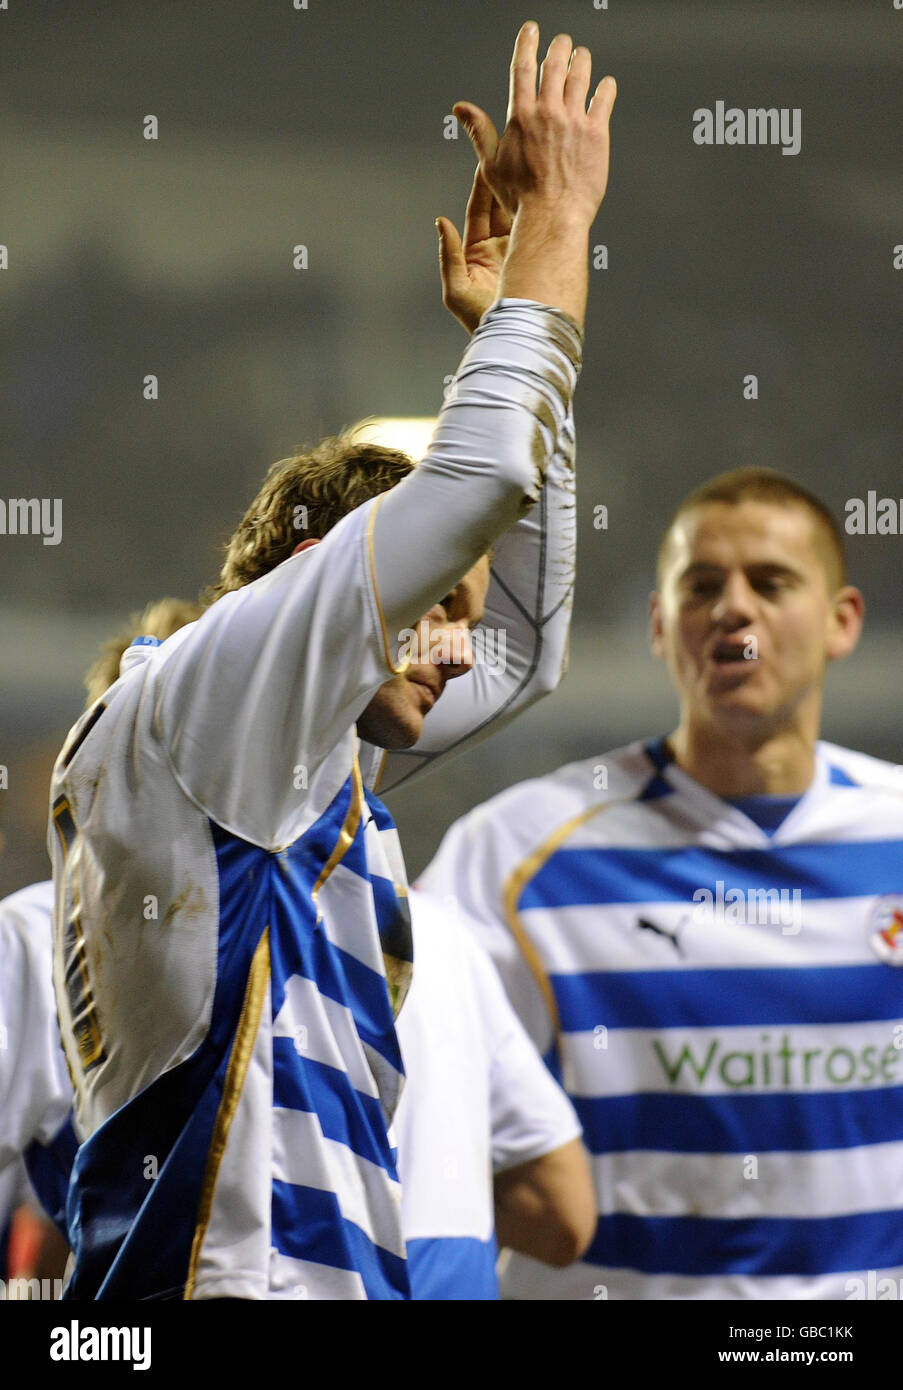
[437,164,512,334]
[452,22,617,229]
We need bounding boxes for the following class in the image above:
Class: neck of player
[667,705,821,799]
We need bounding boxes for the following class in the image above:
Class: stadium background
[0,0,900,896]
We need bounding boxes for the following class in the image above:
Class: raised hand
[453,24,617,228]
[450,24,618,329]
[437,163,512,334]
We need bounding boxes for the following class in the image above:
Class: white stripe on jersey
[518,895,898,975]
[499,1255,903,1302]
[590,1143,903,1221]
[272,1107,405,1259]
[559,1020,903,1098]
[271,973,380,1100]
[267,1251,367,1301]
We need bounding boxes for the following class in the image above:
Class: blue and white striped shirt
[422,738,903,1299]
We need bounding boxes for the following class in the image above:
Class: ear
[291,537,321,558]
[825,585,865,662]
[649,591,665,659]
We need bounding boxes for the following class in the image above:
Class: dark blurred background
[1,0,901,892]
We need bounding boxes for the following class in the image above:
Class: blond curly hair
[202,429,415,606]
[84,597,204,706]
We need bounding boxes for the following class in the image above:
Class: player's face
[357,556,491,750]
[651,501,863,735]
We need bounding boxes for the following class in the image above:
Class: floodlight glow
[353,417,437,462]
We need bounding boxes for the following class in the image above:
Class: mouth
[408,676,440,710]
[709,640,755,667]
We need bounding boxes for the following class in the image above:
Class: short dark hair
[657,467,848,588]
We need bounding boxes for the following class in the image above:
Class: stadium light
[352,417,437,462]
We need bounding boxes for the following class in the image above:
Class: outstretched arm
[154,27,613,844]
[363,31,616,793]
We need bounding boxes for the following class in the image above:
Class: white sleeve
[462,930,580,1175]
[371,300,582,639]
[0,889,73,1172]
[365,403,576,794]
[418,803,557,1059]
[154,300,581,849]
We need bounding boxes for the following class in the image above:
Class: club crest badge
[868,896,903,965]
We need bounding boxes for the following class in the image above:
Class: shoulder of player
[457,739,657,842]
[0,880,53,975]
[817,739,903,795]
[0,879,54,930]
[149,497,376,674]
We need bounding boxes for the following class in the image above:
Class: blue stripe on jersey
[271,1180,408,1300]
[522,841,903,910]
[364,785,400,833]
[25,1118,79,1238]
[407,1236,499,1300]
[585,1207,903,1277]
[267,877,403,1079]
[272,1038,395,1171]
[551,963,903,1031]
[369,872,414,965]
[573,1085,903,1155]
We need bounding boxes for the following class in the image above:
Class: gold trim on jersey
[52,795,105,1075]
[311,754,364,920]
[367,494,411,677]
[503,797,634,1041]
[184,926,271,1301]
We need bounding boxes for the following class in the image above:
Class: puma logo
[635,915,685,956]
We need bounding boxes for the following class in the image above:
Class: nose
[424,619,474,680]
[711,572,756,630]
[442,622,475,679]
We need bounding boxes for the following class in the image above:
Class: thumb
[452,102,499,165]
[436,217,467,292]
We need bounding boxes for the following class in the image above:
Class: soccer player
[422,468,903,1299]
[48,25,617,1300]
[0,599,203,1289]
[0,884,75,1240]
[7,603,592,1303]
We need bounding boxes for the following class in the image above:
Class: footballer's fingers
[506,20,539,123]
[537,33,574,108]
[588,74,618,128]
[563,44,593,113]
[462,163,504,247]
[453,101,499,169]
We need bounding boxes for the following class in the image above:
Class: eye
[686,577,721,599]
[754,575,788,596]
